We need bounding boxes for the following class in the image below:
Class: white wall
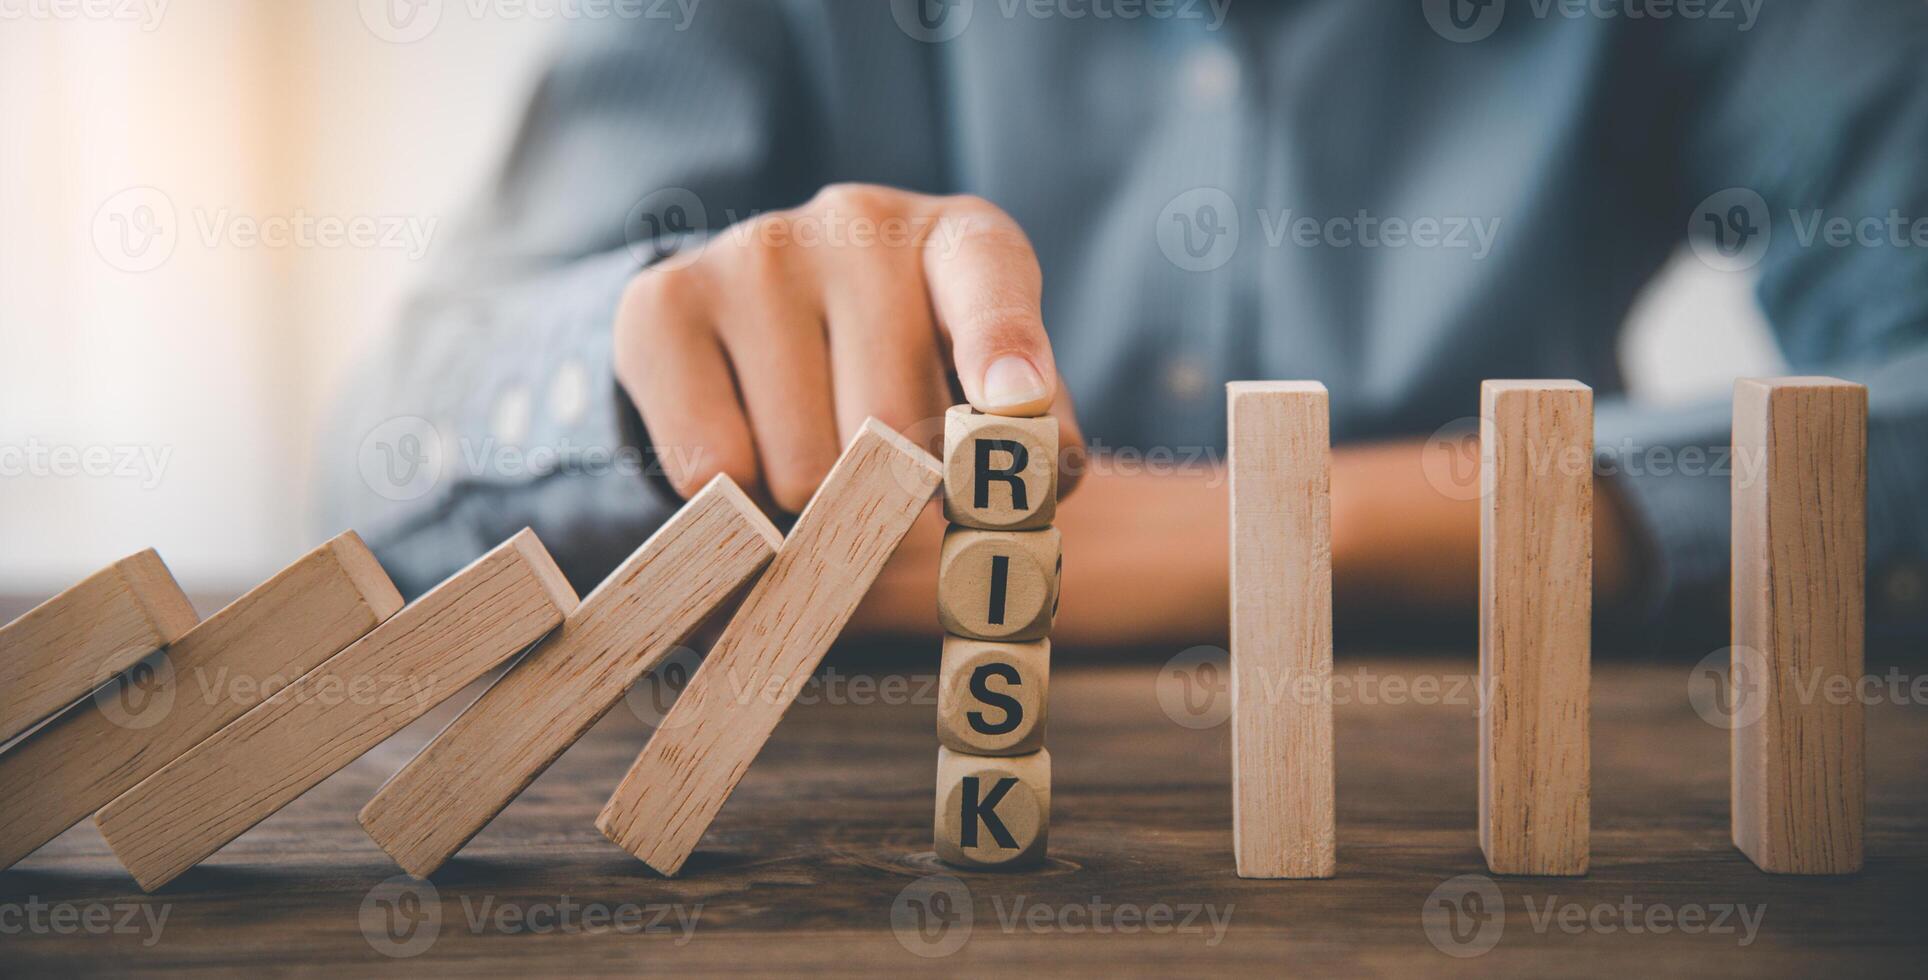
[0,2,1781,595]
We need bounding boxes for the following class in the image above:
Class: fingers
[922,197,1060,418]
[822,245,951,451]
[614,266,758,500]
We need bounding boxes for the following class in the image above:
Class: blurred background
[0,0,1785,597]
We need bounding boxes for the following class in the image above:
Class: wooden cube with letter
[938,636,1048,757]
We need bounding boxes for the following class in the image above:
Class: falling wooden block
[0,549,200,745]
[935,746,1050,869]
[1479,380,1592,876]
[596,419,941,875]
[95,529,577,891]
[937,636,1049,757]
[1731,377,1866,874]
[358,477,780,878]
[936,527,1061,642]
[942,405,1057,531]
[1226,381,1335,879]
[0,533,401,872]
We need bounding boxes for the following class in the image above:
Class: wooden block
[0,533,401,872]
[942,405,1057,531]
[358,477,780,877]
[936,527,1060,642]
[96,529,578,891]
[937,636,1048,757]
[1226,381,1335,879]
[1731,377,1866,874]
[934,746,1050,869]
[0,549,199,745]
[595,419,941,875]
[1478,380,1592,876]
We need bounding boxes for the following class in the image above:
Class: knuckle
[670,442,757,500]
[811,182,894,216]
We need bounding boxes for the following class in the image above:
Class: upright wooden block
[1226,381,1335,879]
[1479,380,1592,876]
[934,746,1050,869]
[936,527,1061,642]
[938,636,1048,757]
[1731,377,1866,874]
[96,530,577,891]
[0,533,401,872]
[943,405,1057,531]
[0,549,200,744]
[596,420,941,875]
[359,478,780,877]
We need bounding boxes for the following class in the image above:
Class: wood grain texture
[934,746,1050,868]
[359,477,780,878]
[942,404,1057,531]
[95,530,578,891]
[596,419,941,875]
[3,641,1925,975]
[937,636,1049,756]
[0,533,402,872]
[1731,377,1867,874]
[936,526,1061,642]
[0,549,199,745]
[1479,380,1592,876]
[1227,381,1335,879]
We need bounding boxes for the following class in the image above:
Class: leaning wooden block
[96,529,577,891]
[936,527,1061,642]
[596,419,941,875]
[935,746,1050,869]
[938,636,1049,757]
[942,405,1057,531]
[1227,381,1335,879]
[1479,380,1592,876]
[0,533,401,872]
[359,477,780,878]
[1732,377,1866,874]
[0,549,199,745]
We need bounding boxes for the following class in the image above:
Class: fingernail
[981,356,1050,412]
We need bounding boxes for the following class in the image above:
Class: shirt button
[1185,43,1240,107]
[1881,561,1925,612]
[548,359,589,429]
[491,384,531,445]
[1163,358,1210,400]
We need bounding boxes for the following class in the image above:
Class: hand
[614,183,1085,513]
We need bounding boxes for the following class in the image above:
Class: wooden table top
[2,645,1922,976]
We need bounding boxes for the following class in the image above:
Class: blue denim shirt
[324,0,1928,634]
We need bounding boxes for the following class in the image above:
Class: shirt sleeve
[1606,0,1928,634]
[317,9,819,598]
